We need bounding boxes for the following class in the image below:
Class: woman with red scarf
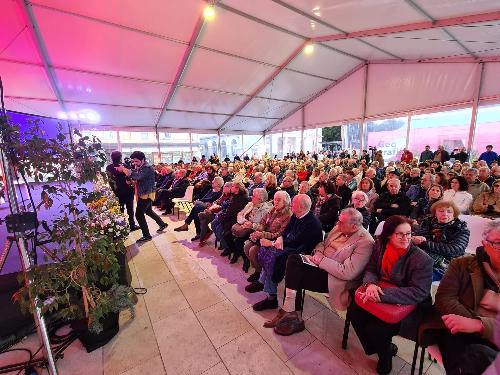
[347,215,433,374]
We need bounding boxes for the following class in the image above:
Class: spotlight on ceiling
[69,112,78,120]
[57,111,68,120]
[203,5,215,21]
[304,43,315,55]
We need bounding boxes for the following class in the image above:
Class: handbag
[231,223,253,238]
[354,280,416,324]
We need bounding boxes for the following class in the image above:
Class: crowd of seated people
[133,144,500,374]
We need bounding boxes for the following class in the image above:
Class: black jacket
[374,192,412,221]
[219,193,249,233]
[168,177,190,197]
[318,196,340,232]
[410,197,440,223]
[333,184,352,209]
[413,218,470,266]
[419,150,434,162]
[106,162,134,199]
[272,211,323,283]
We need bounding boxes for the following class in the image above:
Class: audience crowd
[109,143,500,375]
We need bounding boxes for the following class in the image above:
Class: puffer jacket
[413,218,470,267]
[374,191,412,221]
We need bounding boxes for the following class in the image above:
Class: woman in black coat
[412,200,470,281]
[314,181,340,233]
[374,178,411,223]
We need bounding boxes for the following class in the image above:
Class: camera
[123,157,132,169]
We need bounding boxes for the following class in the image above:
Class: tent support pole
[300,107,305,152]
[405,113,412,149]
[359,64,369,154]
[466,63,484,158]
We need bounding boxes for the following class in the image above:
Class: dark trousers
[118,195,136,227]
[185,204,207,225]
[438,330,498,375]
[347,301,401,356]
[136,198,165,237]
[157,190,184,212]
[285,254,329,311]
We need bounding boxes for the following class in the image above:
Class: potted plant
[0,117,135,351]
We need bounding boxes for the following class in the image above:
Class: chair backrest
[458,214,490,254]
[374,221,385,236]
[184,185,194,201]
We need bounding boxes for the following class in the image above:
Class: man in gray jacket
[117,151,167,242]
[265,208,374,336]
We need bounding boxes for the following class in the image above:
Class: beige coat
[315,226,375,311]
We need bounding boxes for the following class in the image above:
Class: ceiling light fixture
[57,111,68,120]
[304,43,315,55]
[203,5,215,21]
[69,112,78,120]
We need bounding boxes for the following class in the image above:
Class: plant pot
[72,312,119,353]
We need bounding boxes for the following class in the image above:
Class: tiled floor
[2,214,446,374]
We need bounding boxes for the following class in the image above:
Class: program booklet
[300,254,319,268]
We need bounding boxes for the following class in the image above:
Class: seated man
[157,169,189,215]
[174,177,224,234]
[280,176,297,199]
[266,208,374,335]
[247,172,265,197]
[406,173,434,203]
[374,178,411,223]
[432,220,500,375]
[246,194,323,311]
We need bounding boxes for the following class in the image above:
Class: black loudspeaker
[0,272,35,351]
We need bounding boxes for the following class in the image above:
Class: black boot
[247,271,260,282]
[230,253,240,264]
[376,343,394,375]
[220,248,231,257]
[242,257,250,273]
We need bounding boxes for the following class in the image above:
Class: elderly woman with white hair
[349,190,371,229]
[224,188,272,270]
[244,190,293,282]
[425,219,500,375]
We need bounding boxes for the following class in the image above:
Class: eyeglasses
[485,239,500,249]
[394,232,412,239]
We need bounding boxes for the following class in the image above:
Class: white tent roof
[1,0,500,133]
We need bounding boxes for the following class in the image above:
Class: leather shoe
[274,313,305,336]
[130,225,141,231]
[230,253,239,264]
[247,271,260,282]
[174,224,189,232]
[220,249,231,257]
[157,223,168,233]
[263,308,287,328]
[245,281,264,293]
[201,229,213,242]
[136,236,152,243]
[252,297,278,311]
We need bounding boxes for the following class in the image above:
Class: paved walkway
[3,215,446,374]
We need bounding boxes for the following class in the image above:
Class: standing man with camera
[116,151,167,243]
[106,151,140,232]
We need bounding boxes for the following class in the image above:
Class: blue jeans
[213,221,229,250]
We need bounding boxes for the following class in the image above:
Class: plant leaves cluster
[1,117,135,333]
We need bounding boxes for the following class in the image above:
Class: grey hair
[274,190,291,206]
[478,166,490,173]
[294,193,312,212]
[387,178,401,186]
[483,219,500,239]
[468,168,478,175]
[340,208,363,227]
[254,172,263,180]
[213,176,224,187]
[223,182,233,189]
[252,188,268,203]
[351,190,368,202]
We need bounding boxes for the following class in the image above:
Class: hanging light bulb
[304,43,315,55]
[203,5,215,21]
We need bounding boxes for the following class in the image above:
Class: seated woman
[349,191,370,229]
[197,182,233,246]
[473,179,500,217]
[348,215,433,375]
[432,220,500,375]
[266,208,374,334]
[224,188,272,269]
[410,183,443,225]
[357,177,379,212]
[174,177,224,234]
[434,172,449,190]
[314,181,340,233]
[373,178,412,224]
[212,182,248,256]
[264,173,278,201]
[412,200,470,281]
[442,175,474,213]
[243,191,292,283]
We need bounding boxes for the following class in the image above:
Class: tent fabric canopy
[1,0,499,133]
